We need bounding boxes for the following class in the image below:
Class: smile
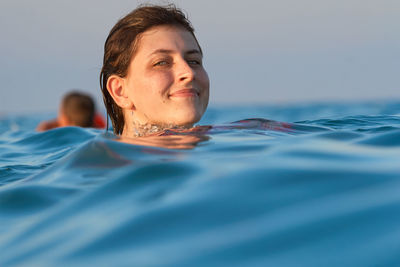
[169,89,199,98]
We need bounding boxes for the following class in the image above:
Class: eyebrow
[149,49,202,56]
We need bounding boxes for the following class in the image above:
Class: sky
[0,0,399,113]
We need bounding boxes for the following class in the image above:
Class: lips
[169,88,199,98]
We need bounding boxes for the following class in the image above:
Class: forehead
[135,25,200,55]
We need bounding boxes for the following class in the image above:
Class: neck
[122,120,192,138]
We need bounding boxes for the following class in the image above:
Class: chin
[170,111,203,127]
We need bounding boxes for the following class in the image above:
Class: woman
[100,5,210,138]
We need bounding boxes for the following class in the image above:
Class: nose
[176,58,195,83]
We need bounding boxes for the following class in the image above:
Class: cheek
[130,74,166,102]
[198,69,210,91]
[146,72,174,96]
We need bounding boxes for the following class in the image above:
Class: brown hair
[62,91,95,127]
[100,4,201,135]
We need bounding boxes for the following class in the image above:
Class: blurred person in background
[36,91,105,131]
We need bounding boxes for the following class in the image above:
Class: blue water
[1,101,400,266]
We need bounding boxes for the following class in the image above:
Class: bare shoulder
[36,119,60,132]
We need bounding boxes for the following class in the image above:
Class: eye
[187,59,202,66]
[154,60,169,67]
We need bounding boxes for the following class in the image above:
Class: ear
[106,75,135,109]
[58,112,70,127]
[58,106,71,126]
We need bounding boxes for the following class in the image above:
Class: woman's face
[123,25,209,128]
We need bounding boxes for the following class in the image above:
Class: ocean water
[1,101,400,266]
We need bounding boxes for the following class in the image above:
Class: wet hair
[100,4,201,135]
[61,91,95,127]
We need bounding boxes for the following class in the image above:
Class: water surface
[1,101,400,266]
